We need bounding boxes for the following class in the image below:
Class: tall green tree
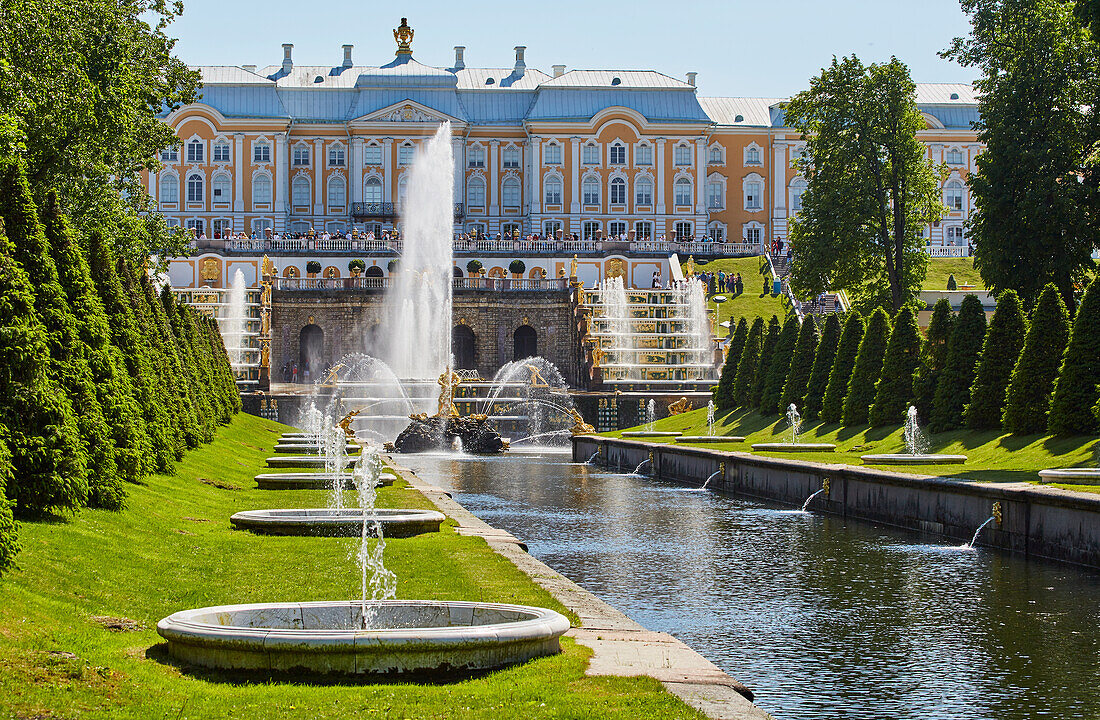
[0,0,199,260]
[870,307,923,426]
[821,312,865,423]
[1003,285,1071,434]
[733,318,765,407]
[842,308,892,425]
[714,318,748,411]
[965,290,1027,430]
[944,0,1099,309]
[761,317,800,415]
[785,56,946,312]
[912,299,954,420]
[781,317,820,412]
[930,295,987,432]
[802,313,841,419]
[1048,276,1100,435]
[0,431,19,577]
[750,316,783,408]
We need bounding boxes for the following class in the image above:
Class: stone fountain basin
[229,508,445,537]
[751,443,836,453]
[266,456,356,469]
[862,454,967,465]
[254,473,397,490]
[156,600,570,675]
[675,435,745,443]
[273,443,360,454]
[1038,468,1100,485]
[621,431,683,438]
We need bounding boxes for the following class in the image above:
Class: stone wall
[270,287,583,385]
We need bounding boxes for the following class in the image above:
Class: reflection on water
[401,450,1100,720]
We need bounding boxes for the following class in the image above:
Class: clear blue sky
[169,0,976,97]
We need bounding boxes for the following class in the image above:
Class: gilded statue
[260,282,271,306]
[686,255,696,277]
[567,409,595,436]
[591,345,605,367]
[260,308,270,335]
[260,341,270,368]
[321,363,344,387]
[668,397,693,415]
[526,364,549,388]
[261,255,275,278]
[393,17,414,55]
[338,409,364,442]
[436,367,461,418]
[569,254,578,278]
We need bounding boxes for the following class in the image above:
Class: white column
[695,138,706,215]
[488,140,499,216]
[148,170,157,204]
[233,134,245,227]
[382,138,393,203]
[772,141,789,244]
[275,132,288,217]
[313,138,324,217]
[655,138,666,216]
[351,138,364,204]
[570,137,580,214]
[452,137,464,205]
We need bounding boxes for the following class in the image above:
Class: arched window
[744,179,762,210]
[186,140,204,163]
[502,177,520,208]
[544,177,562,205]
[946,148,965,165]
[160,174,178,204]
[745,146,761,165]
[609,142,626,165]
[674,144,692,166]
[674,177,692,206]
[706,181,723,209]
[212,173,231,203]
[291,176,310,206]
[452,325,476,370]
[364,176,382,204]
[186,173,203,203]
[397,175,408,207]
[790,178,808,212]
[610,177,626,205]
[364,265,384,277]
[636,144,653,166]
[467,177,486,208]
[213,140,230,163]
[635,177,653,205]
[253,174,272,204]
[708,146,723,164]
[513,325,537,360]
[582,177,600,205]
[364,143,382,165]
[945,180,965,211]
[327,176,346,208]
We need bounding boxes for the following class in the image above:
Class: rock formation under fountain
[861,406,966,465]
[751,404,836,453]
[392,368,508,453]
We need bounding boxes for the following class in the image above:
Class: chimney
[514,46,526,73]
[453,46,466,70]
[282,43,294,73]
[242,64,257,73]
[686,71,697,87]
[552,64,565,78]
[342,44,353,68]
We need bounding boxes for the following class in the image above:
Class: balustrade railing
[221,237,759,257]
[274,276,570,292]
[925,245,971,258]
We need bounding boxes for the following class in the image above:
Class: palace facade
[146,23,981,254]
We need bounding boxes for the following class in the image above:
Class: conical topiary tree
[0,218,85,515]
[1003,284,1070,434]
[821,311,864,424]
[1048,276,1100,435]
[714,318,747,411]
[842,308,891,426]
[781,316,820,413]
[732,317,765,406]
[750,315,782,408]
[0,431,19,577]
[911,299,953,420]
[930,294,987,432]
[162,290,216,443]
[802,313,841,419]
[965,290,1027,430]
[870,307,923,426]
[761,316,799,415]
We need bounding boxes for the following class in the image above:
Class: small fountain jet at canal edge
[800,477,830,512]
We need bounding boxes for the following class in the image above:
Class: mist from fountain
[600,277,635,378]
[645,399,656,432]
[221,268,248,367]
[681,278,710,367]
[904,405,929,455]
[707,400,716,436]
[356,451,396,628]
[381,122,455,381]
[481,357,578,445]
[786,404,803,444]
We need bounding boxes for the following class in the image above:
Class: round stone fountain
[230,507,445,537]
[253,472,396,490]
[156,600,570,675]
[861,406,967,465]
[273,442,359,454]
[752,404,836,453]
[621,431,683,438]
[675,435,745,444]
[266,455,356,469]
[1037,468,1100,485]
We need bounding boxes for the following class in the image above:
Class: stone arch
[513,325,537,361]
[299,324,324,378]
[452,325,476,370]
[364,265,384,278]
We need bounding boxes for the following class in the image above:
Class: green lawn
[922,257,986,291]
[0,413,704,719]
[609,406,1100,490]
[686,256,790,329]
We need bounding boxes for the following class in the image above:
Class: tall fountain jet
[382,122,455,382]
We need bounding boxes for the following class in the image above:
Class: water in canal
[400,449,1100,720]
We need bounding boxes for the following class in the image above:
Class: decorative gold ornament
[260,341,270,368]
[308,315,315,324]
[569,255,578,278]
[687,255,696,276]
[200,257,221,284]
[606,258,626,281]
[323,266,339,279]
[435,367,461,418]
[260,282,271,306]
[261,255,275,278]
[393,17,414,56]
[668,397,693,415]
[260,308,270,335]
[526,364,549,388]
[568,409,595,436]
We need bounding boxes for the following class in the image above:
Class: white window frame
[744,222,765,245]
[544,142,562,165]
[292,144,310,167]
[674,221,693,239]
[946,148,965,166]
[609,142,626,166]
[363,175,383,204]
[582,175,600,205]
[744,143,763,166]
[186,139,204,164]
[743,173,764,211]
[327,175,346,208]
[159,172,179,204]
[544,220,563,238]
[708,222,726,241]
[291,175,311,207]
[466,176,486,208]
[186,173,204,203]
[582,221,601,240]
[252,172,272,206]
[467,144,486,168]
[635,176,654,206]
[706,178,724,210]
[609,176,627,205]
[583,143,600,165]
[253,140,271,163]
[790,177,808,213]
[211,172,231,203]
[501,146,520,168]
[502,176,521,208]
[636,142,653,166]
[634,221,653,240]
[161,145,179,163]
[328,144,346,167]
[674,177,693,206]
[673,143,692,166]
[212,139,230,163]
[544,175,563,205]
[608,221,627,238]
[398,143,414,167]
[707,144,724,166]
[945,179,965,212]
[364,143,383,166]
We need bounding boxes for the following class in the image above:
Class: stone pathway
[394,461,774,720]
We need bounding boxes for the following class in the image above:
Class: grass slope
[923,258,985,291]
[686,256,788,327]
[608,407,1100,491]
[0,413,703,719]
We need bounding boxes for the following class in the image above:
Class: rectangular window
[708,225,724,241]
[161,146,178,162]
[544,143,562,165]
[213,142,230,163]
[610,180,626,205]
[608,221,627,238]
[582,180,599,205]
[544,179,562,205]
[364,144,383,165]
[674,144,691,166]
[745,182,761,209]
[707,182,723,209]
[609,145,626,165]
[468,146,485,168]
[253,143,270,162]
[746,227,761,244]
[328,146,345,166]
[583,144,599,164]
[636,181,653,206]
[186,141,203,164]
[213,219,232,236]
[634,221,652,240]
[398,145,414,166]
[636,144,653,165]
[675,221,693,239]
[583,221,601,240]
[293,146,310,166]
[946,149,965,165]
[187,176,203,203]
[502,180,520,208]
[544,220,562,237]
[502,147,520,168]
[212,175,230,200]
[745,147,761,165]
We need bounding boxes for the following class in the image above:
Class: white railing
[275,276,570,292]
[925,245,971,258]
[677,241,761,256]
[453,277,570,291]
[225,238,403,254]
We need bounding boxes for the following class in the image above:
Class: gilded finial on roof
[394,18,414,56]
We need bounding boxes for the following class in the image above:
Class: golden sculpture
[260,341,270,368]
[686,255,696,277]
[260,308,270,335]
[668,397,693,415]
[606,258,626,281]
[200,257,221,284]
[393,17,414,55]
[321,363,344,387]
[436,367,461,418]
[591,345,606,367]
[526,364,549,388]
[260,282,271,306]
[569,255,578,278]
[338,409,363,442]
[261,255,275,278]
[567,409,595,436]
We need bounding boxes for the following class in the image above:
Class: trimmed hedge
[842,308,891,426]
[0,431,19,576]
[930,294,987,432]
[732,317,765,406]
[870,307,923,426]
[820,311,864,424]
[760,316,799,415]
[780,316,820,412]
[802,313,841,419]
[965,290,1027,430]
[1048,276,1100,435]
[911,299,953,420]
[750,315,783,408]
[1003,285,1070,434]
[713,318,747,411]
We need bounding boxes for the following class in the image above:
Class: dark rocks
[393,414,507,454]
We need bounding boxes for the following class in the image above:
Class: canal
[400,448,1100,720]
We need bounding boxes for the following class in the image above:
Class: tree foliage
[821,312,865,423]
[870,307,923,426]
[733,318,765,407]
[785,56,945,312]
[965,290,1027,430]
[0,431,20,577]
[1003,285,1070,434]
[714,318,747,411]
[761,316,800,415]
[750,316,783,408]
[944,0,1099,309]
[781,317,820,412]
[802,313,841,419]
[842,308,892,425]
[1048,276,1100,435]
[930,295,987,431]
[912,299,954,420]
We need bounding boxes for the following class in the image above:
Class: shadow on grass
[950,469,1046,484]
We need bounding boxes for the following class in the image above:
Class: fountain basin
[273,443,360,454]
[862,454,967,465]
[229,508,445,537]
[254,473,397,490]
[1038,468,1100,485]
[156,600,570,675]
[751,443,836,453]
[266,456,356,469]
[621,431,683,438]
[674,435,745,443]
